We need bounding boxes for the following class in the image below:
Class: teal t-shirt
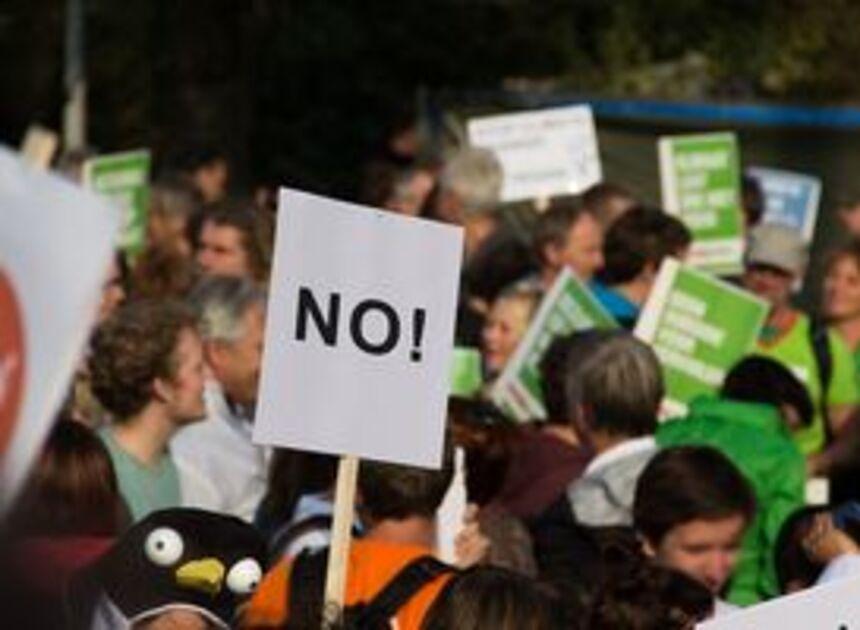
[100,429,182,522]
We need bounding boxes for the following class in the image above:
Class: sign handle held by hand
[323,455,360,622]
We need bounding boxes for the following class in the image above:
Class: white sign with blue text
[747,166,821,243]
[253,189,464,468]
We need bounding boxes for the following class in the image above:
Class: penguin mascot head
[68,508,267,629]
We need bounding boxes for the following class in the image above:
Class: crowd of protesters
[8,116,860,630]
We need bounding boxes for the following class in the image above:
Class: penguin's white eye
[144,527,184,566]
[225,558,262,595]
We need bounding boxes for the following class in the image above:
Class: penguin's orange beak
[175,557,225,597]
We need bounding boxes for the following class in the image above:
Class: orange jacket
[242,539,452,629]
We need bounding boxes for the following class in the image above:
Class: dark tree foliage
[2,1,859,197]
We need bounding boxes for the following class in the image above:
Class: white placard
[253,189,464,468]
[698,574,860,629]
[467,105,602,202]
[0,147,120,507]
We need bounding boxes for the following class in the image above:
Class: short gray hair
[564,330,663,437]
[188,276,265,342]
[439,147,503,216]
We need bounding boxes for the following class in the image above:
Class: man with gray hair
[172,275,269,521]
[436,147,538,345]
[564,329,662,527]
[433,146,503,258]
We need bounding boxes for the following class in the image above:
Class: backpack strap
[270,514,335,561]
[809,316,834,441]
[352,555,456,627]
[286,547,329,628]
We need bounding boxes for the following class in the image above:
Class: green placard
[658,132,743,276]
[634,258,768,416]
[84,149,151,256]
[492,269,617,421]
[449,347,483,398]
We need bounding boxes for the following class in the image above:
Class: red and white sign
[0,148,119,508]
[0,271,25,456]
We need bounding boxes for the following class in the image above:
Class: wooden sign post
[323,455,360,621]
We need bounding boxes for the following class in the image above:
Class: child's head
[634,446,755,595]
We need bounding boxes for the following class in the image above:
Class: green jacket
[657,397,806,606]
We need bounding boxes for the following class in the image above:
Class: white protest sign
[0,147,120,507]
[698,574,860,629]
[19,125,59,170]
[253,189,464,468]
[468,105,602,202]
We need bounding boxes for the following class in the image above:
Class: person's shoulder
[170,411,229,459]
[173,454,224,512]
[826,326,856,360]
[351,538,435,566]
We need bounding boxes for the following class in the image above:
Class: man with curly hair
[89,299,206,521]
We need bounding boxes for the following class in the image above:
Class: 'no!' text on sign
[253,189,464,469]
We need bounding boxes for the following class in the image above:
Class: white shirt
[172,380,270,522]
[582,435,657,478]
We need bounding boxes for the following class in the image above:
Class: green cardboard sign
[492,269,617,421]
[449,347,483,398]
[658,132,743,276]
[634,258,768,417]
[84,149,151,256]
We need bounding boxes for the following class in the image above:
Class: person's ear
[543,242,562,268]
[778,403,803,431]
[204,340,229,372]
[639,261,658,283]
[152,376,174,405]
[640,535,657,558]
[572,403,593,439]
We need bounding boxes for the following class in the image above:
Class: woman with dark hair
[633,446,756,616]
[6,419,129,621]
[10,419,128,537]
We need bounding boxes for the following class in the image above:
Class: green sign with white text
[634,259,767,417]
[84,149,151,256]
[492,269,617,421]
[659,132,743,276]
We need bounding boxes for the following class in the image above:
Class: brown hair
[825,239,860,277]
[358,444,454,522]
[532,196,596,266]
[201,200,274,282]
[633,446,756,548]
[422,566,562,630]
[9,419,128,536]
[89,299,197,419]
[130,245,197,300]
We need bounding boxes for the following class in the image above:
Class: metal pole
[63,0,86,151]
